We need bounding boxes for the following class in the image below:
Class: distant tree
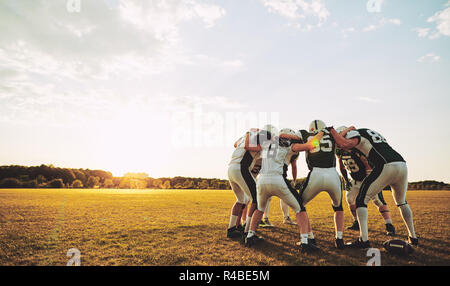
[71,179,83,188]
[198,180,209,189]
[119,177,132,189]
[182,179,194,189]
[23,179,38,188]
[152,179,162,189]
[103,179,114,188]
[162,180,171,189]
[36,175,47,184]
[0,178,23,188]
[46,179,65,188]
[86,176,100,188]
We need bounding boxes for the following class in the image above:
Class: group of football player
[226,120,418,252]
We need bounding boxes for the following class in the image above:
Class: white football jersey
[229,134,260,169]
[259,140,292,176]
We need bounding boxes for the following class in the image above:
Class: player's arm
[339,126,356,138]
[329,127,359,149]
[279,133,301,141]
[244,132,262,152]
[291,160,297,182]
[360,155,372,175]
[234,137,243,148]
[292,131,324,152]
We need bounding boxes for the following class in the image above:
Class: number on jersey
[342,156,360,172]
[367,130,387,144]
[308,135,333,153]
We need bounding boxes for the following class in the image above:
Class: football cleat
[385,223,396,236]
[408,236,419,246]
[245,234,264,247]
[226,226,242,238]
[283,216,297,225]
[347,220,360,230]
[299,243,320,253]
[263,218,274,227]
[346,238,371,249]
[236,224,244,233]
[308,238,316,246]
[335,238,345,249]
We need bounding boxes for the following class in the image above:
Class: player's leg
[227,167,249,237]
[282,177,296,225]
[277,179,319,252]
[372,191,395,235]
[389,162,417,245]
[346,181,360,230]
[245,179,271,246]
[353,165,391,247]
[325,169,345,249]
[261,196,274,227]
[300,170,321,243]
[239,167,258,234]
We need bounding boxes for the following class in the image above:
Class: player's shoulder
[296,129,310,141]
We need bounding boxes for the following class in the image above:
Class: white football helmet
[279,128,296,136]
[262,124,279,137]
[309,120,326,134]
[336,126,348,134]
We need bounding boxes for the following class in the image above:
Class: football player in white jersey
[329,126,418,248]
[252,156,297,227]
[245,127,324,252]
[297,120,346,249]
[226,128,262,238]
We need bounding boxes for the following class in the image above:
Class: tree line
[0,165,448,190]
[0,165,230,190]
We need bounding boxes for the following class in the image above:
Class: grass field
[0,188,449,266]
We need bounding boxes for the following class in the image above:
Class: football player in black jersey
[330,126,418,248]
[297,120,346,249]
[335,127,396,236]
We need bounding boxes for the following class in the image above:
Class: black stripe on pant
[356,164,384,208]
[377,191,387,205]
[300,171,312,197]
[283,177,305,212]
[240,167,257,205]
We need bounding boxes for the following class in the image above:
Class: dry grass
[0,189,449,266]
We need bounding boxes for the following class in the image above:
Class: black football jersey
[298,129,336,170]
[336,148,368,182]
[350,128,405,167]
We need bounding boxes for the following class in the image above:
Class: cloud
[341,27,357,38]
[357,97,380,103]
[362,17,401,32]
[427,3,450,39]
[0,0,228,124]
[417,53,440,63]
[413,27,430,38]
[260,0,330,28]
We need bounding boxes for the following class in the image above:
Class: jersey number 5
[309,135,333,153]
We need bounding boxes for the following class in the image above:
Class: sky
[0,0,449,182]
